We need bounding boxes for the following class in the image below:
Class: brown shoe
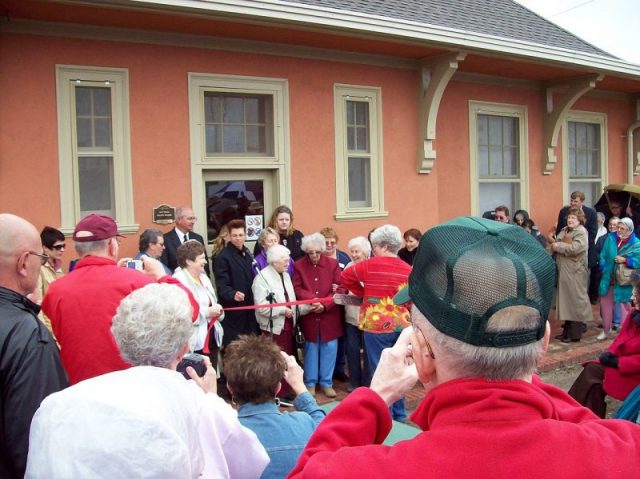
[307,385,316,397]
[323,387,337,398]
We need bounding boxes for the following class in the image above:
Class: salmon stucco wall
[1,31,638,261]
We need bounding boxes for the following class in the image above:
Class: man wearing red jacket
[289,217,640,478]
[42,214,198,384]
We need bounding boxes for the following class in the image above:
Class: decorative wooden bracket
[542,74,603,175]
[417,51,466,174]
[628,98,640,180]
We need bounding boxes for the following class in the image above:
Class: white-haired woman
[341,225,412,421]
[173,240,224,369]
[252,245,299,374]
[598,216,640,339]
[26,283,269,478]
[293,233,345,398]
[343,236,372,391]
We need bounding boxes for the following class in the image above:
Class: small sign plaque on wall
[153,204,176,225]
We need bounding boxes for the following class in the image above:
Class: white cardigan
[251,265,299,335]
[173,268,224,350]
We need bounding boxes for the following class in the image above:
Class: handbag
[616,262,635,286]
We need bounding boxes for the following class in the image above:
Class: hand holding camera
[176,353,217,394]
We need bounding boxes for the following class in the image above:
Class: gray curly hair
[111,283,193,368]
[301,233,327,253]
[370,224,403,254]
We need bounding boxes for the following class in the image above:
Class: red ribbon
[222,295,334,311]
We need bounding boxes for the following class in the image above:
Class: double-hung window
[469,102,528,215]
[56,66,135,233]
[334,85,386,220]
[563,113,606,206]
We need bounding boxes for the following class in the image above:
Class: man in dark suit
[161,206,210,275]
[555,191,599,303]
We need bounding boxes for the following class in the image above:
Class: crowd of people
[1,196,640,477]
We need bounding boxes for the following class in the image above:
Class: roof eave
[69,0,640,77]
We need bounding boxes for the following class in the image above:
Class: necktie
[183,234,188,243]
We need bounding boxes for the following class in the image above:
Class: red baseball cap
[73,214,125,242]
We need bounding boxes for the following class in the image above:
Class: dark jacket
[161,228,210,276]
[398,247,417,265]
[0,287,68,478]
[555,205,599,268]
[254,229,305,261]
[214,243,258,346]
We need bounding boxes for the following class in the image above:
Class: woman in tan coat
[550,207,592,342]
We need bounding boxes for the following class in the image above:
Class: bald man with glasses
[0,213,68,479]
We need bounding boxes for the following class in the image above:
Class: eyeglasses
[412,324,435,359]
[51,243,66,251]
[307,250,322,255]
[28,251,50,266]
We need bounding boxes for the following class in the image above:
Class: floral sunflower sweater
[340,256,411,333]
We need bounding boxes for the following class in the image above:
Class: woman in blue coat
[599,217,640,339]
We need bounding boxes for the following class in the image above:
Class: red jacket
[340,256,411,333]
[293,255,344,343]
[42,256,198,384]
[604,312,640,400]
[288,377,640,478]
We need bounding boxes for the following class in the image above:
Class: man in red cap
[42,214,197,384]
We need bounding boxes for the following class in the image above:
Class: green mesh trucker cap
[394,216,556,348]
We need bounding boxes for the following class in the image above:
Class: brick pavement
[314,304,614,414]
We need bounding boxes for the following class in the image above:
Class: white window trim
[333,84,387,221]
[188,73,291,232]
[469,101,529,215]
[562,111,608,202]
[55,65,136,235]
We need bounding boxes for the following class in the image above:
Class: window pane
[503,118,516,146]
[75,87,91,116]
[76,118,92,148]
[347,126,355,151]
[589,150,601,176]
[478,146,489,176]
[569,181,601,207]
[205,125,221,154]
[223,125,244,153]
[576,124,587,149]
[568,122,575,145]
[477,115,488,146]
[94,119,112,148]
[204,92,272,155]
[488,116,502,145]
[568,121,600,180]
[223,97,243,123]
[93,88,111,116]
[245,97,264,123]
[355,126,369,152]
[246,126,266,153]
[78,156,114,215]
[488,146,503,176]
[75,86,112,150]
[346,101,355,125]
[503,147,518,176]
[205,179,265,242]
[348,156,371,207]
[478,114,519,180]
[479,182,519,216]
[354,102,368,126]
[204,94,222,123]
